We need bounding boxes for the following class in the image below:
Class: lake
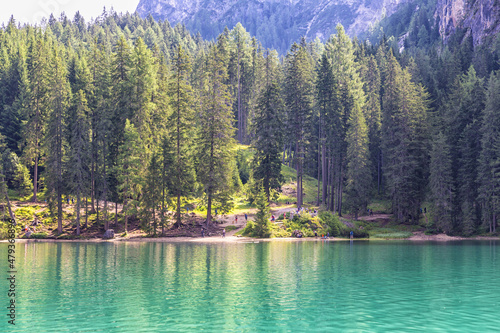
[1,240,499,332]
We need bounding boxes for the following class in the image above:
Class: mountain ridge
[135,0,409,51]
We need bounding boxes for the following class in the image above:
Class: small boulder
[25,231,33,238]
[103,229,115,239]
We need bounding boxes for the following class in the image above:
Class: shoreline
[3,233,499,243]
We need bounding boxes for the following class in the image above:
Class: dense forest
[0,9,499,237]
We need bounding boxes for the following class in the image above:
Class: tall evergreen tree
[345,101,371,219]
[22,32,48,202]
[429,132,453,233]
[382,52,429,223]
[478,71,500,233]
[444,66,484,234]
[316,53,337,207]
[68,90,90,236]
[252,57,284,201]
[116,119,143,233]
[284,42,313,208]
[168,45,195,228]
[197,42,236,227]
[45,46,71,234]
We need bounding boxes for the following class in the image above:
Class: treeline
[0,11,499,236]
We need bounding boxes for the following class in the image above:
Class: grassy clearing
[371,232,413,239]
[281,164,320,205]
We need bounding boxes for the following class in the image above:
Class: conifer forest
[1,10,499,237]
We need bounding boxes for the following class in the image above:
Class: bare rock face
[435,0,500,45]
[136,0,408,46]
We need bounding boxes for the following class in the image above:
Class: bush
[30,232,48,239]
[241,220,255,236]
[225,225,238,232]
[318,211,342,237]
[292,213,311,225]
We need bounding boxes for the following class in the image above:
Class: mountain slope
[136,0,408,51]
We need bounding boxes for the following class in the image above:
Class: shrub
[30,232,48,239]
[225,225,238,232]
[292,213,311,225]
[241,220,256,236]
[318,211,343,237]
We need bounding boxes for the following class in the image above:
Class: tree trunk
[316,121,321,206]
[493,211,496,233]
[153,204,156,236]
[1,178,16,224]
[338,161,344,216]
[115,201,118,226]
[237,39,242,143]
[377,149,382,194]
[296,142,301,208]
[76,192,81,236]
[91,157,95,213]
[84,196,88,229]
[33,155,38,203]
[124,200,128,233]
[57,191,63,234]
[176,193,181,229]
[206,191,212,228]
[322,146,327,206]
[329,157,335,212]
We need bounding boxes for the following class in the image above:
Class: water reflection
[0,240,498,332]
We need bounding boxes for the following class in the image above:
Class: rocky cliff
[435,0,500,45]
[135,0,500,49]
[136,0,408,50]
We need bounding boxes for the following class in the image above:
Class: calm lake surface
[1,240,499,332]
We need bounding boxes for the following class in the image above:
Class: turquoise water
[1,240,499,332]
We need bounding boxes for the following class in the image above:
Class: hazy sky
[1,0,139,26]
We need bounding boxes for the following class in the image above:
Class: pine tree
[22,32,49,203]
[444,66,484,234]
[0,134,16,224]
[363,55,382,193]
[315,53,337,207]
[116,119,143,233]
[253,183,272,238]
[230,23,252,143]
[168,45,195,228]
[45,46,71,234]
[68,90,90,236]
[252,58,284,201]
[324,25,366,215]
[345,102,371,219]
[478,71,500,233]
[429,132,453,233]
[109,36,133,215]
[143,150,162,235]
[197,43,236,227]
[381,52,429,223]
[284,42,313,208]
[129,37,155,147]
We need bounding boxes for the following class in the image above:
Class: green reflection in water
[0,240,498,332]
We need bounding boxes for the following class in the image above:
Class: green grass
[14,205,40,222]
[371,232,413,239]
[281,165,320,205]
[225,225,238,232]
